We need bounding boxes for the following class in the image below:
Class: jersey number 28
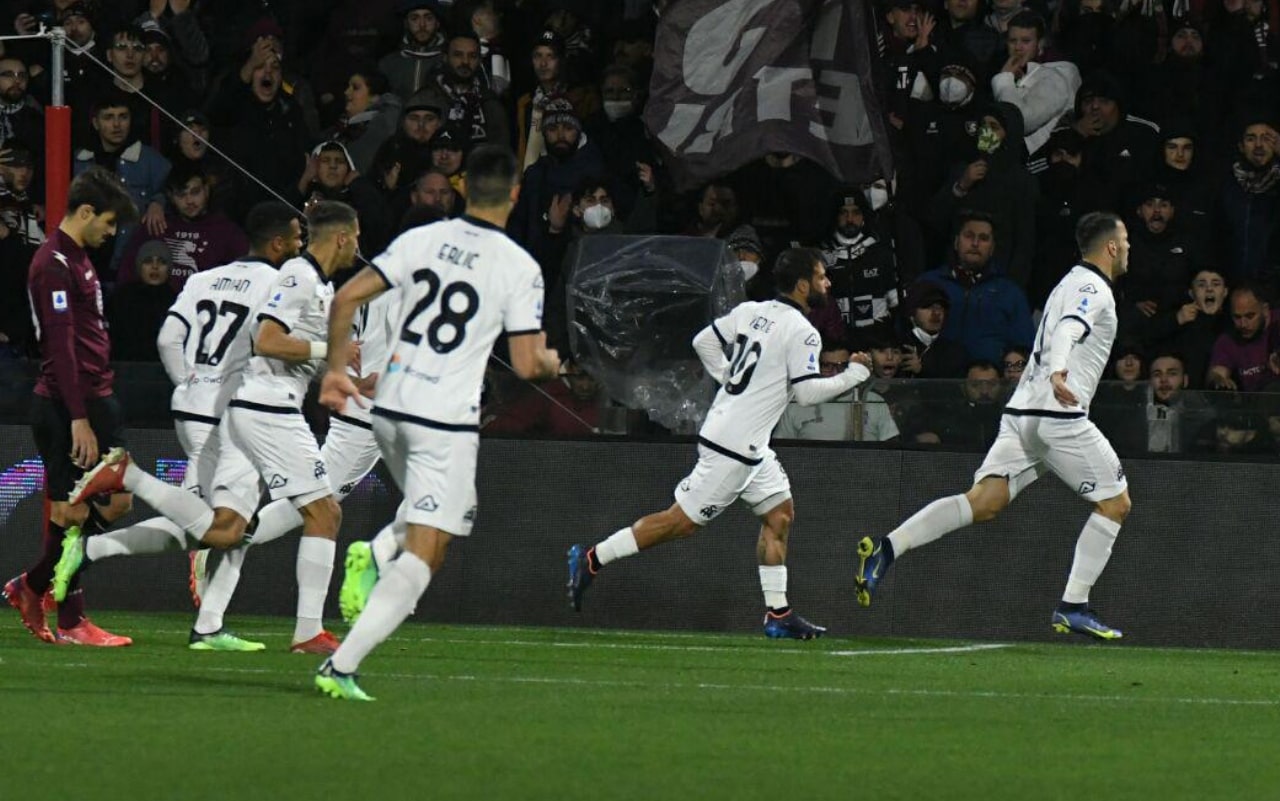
[400,268,479,354]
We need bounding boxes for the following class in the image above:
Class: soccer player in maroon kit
[3,167,139,646]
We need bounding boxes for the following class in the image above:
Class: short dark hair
[954,209,995,237]
[66,166,138,224]
[774,247,822,293]
[1075,211,1123,254]
[573,175,611,204]
[350,63,390,97]
[91,89,132,117]
[306,200,359,239]
[164,165,207,192]
[465,145,518,206]
[1007,10,1045,38]
[1230,280,1271,305]
[1002,345,1030,359]
[245,201,300,249]
[1148,349,1187,368]
[966,359,1001,376]
[113,25,145,44]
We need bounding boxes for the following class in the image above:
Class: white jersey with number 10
[370,217,544,427]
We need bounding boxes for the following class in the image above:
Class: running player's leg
[1042,419,1130,639]
[567,446,748,611]
[226,406,343,651]
[739,452,824,639]
[854,415,1045,607]
[323,422,473,686]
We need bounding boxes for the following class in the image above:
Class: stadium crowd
[0,0,1278,455]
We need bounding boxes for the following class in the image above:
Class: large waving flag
[644,0,893,191]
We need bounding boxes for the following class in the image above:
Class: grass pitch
[2,613,1276,801]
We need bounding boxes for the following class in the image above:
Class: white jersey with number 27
[165,257,281,420]
[370,217,544,427]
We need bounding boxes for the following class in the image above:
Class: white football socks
[370,523,399,571]
[194,548,247,635]
[595,527,639,565]
[246,498,304,547]
[294,536,335,643]
[331,551,431,674]
[758,565,787,609]
[1062,513,1121,604]
[887,494,974,558]
[85,517,188,560]
[124,463,215,539]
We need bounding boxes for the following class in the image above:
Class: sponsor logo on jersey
[282,276,298,288]
[1079,284,1097,294]
[415,495,439,512]
[804,333,820,347]
[51,290,68,312]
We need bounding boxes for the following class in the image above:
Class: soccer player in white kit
[60,202,366,654]
[313,146,561,700]
[566,248,875,639]
[853,212,1133,639]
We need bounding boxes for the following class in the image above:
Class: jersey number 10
[725,334,762,395]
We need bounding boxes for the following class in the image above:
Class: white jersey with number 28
[370,217,544,428]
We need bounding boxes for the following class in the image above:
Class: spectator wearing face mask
[926,102,1038,288]
[581,64,655,219]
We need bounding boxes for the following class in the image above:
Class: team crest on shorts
[314,461,327,480]
[699,505,719,519]
[1116,465,1125,481]
[339,482,356,496]
[268,474,288,490]
[415,495,439,512]
[1077,481,1096,495]
[463,506,476,523]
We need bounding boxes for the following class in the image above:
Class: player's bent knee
[300,496,342,535]
[99,493,133,521]
[1095,492,1131,524]
[50,501,89,528]
[966,479,1010,523]
[666,506,699,539]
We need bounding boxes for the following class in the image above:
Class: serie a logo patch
[51,290,68,312]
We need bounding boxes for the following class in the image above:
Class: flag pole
[44,25,71,236]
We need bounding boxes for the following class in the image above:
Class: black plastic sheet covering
[565,235,746,431]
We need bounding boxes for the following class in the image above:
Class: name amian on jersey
[210,276,254,293]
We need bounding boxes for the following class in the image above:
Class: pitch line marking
[14,656,1279,708]
[146,629,1010,656]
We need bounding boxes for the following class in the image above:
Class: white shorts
[225,404,330,509]
[176,418,261,521]
[372,413,478,537]
[322,415,381,501]
[975,414,1128,503]
[673,445,792,526]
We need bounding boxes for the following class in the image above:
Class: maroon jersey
[29,228,114,418]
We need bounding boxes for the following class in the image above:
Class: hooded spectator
[379,0,447,100]
[322,64,403,175]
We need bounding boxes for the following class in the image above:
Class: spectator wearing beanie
[1152,119,1216,259]
[372,89,447,217]
[817,187,899,332]
[380,0,448,101]
[897,280,968,378]
[508,97,604,257]
[107,240,177,362]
